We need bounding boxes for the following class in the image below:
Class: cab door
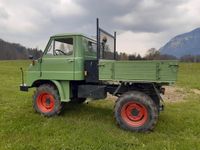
[40,37,75,80]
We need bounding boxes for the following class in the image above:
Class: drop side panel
[99,60,179,83]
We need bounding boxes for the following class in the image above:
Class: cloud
[0,5,9,20]
[0,0,87,33]
[0,0,87,48]
[0,0,199,55]
[116,31,168,56]
[113,0,189,33]
[50,0,87,17]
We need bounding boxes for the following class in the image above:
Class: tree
[144,48,177,60]
[145,48,160,60]
[136,54,142,60]
[119,52,129,60]
[128,53,137,60]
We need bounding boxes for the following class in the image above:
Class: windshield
[46,38,73,56]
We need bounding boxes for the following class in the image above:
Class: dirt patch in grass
[162,86,189,102]
[192,89,200,95]
[163,86,200,103]
[105,86,199,103]
[106,94,117,101]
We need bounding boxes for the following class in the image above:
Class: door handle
[169,64,179,67]
[68,59,74,62]
[98,64,105,67]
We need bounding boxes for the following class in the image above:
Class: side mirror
[28,55,36,66]
[29,55,33,60]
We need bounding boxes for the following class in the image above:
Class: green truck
[20,19,179,132]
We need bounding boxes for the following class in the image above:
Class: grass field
[0,61,200,150]
[177,63,200,89]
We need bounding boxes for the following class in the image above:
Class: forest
[0,39,42,60]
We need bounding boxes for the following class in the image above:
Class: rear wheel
[114,91,158,132]
[33,84,62,117]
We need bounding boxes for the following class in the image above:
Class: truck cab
[27,33,96,82]
[23,34,99,103]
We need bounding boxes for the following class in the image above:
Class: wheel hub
[36,92,55,113]
[131,109,139,116]
[45,98,51,106]
[121,101,148,127]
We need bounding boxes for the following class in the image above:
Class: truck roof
[51,33,96,42]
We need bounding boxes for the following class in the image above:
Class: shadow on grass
[60,100,114,121]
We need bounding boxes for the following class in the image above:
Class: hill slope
[160,28,200,57]
[0,39,42,60]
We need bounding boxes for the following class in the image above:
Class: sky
[0,0,200,56]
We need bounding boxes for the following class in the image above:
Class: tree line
[0,39,42,60]
[116,48,200,62]
[0,38,199,62]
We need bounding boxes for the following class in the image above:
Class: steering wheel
[55,49,67,55]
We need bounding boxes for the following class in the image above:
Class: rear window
[84,38,97,58]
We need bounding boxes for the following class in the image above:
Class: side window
[54,38,73,56]
[88,41,97,53]
[85,40,97,57]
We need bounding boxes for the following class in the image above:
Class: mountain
[0,39,42,60]
[160,28,200,57]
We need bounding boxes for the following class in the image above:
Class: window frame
[43,36,74,57]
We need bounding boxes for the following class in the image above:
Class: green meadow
[0,61,200,150]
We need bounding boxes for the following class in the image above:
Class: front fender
[29,79,70,102]
[51,80,70,102]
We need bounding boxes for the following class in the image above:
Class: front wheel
[114,91,158,132]
[33,84,62,117]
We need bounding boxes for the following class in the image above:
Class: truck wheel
[114,91,158,132]
[33,84,62,117]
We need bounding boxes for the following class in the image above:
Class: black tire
[33,84,62,117]
[114,91,158,132]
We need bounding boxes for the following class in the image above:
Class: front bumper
[20,84,29,92]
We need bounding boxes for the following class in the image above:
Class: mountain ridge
[160,28,200,57]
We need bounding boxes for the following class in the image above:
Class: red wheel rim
[121,101,148,127]
[36,92,55,113]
